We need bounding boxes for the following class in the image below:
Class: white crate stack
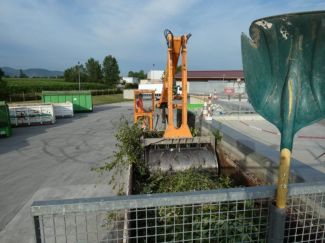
[52,102,74,118]
[9,104,56,126]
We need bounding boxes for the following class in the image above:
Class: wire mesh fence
[284,192,325,242]
[31,182,325,243]
[189,93,256,117]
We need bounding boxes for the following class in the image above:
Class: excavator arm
[143,30,218,172]
[158,29,192,138]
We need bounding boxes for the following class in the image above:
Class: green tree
[19,69,28,78]
[64,65,88,83]
[102,55,120,87]
[176,65,182,73]
[0,68,4,81]
[0,68,8,98]
[85,58,102,83]
[63,67,75,82]
[128,70,146,79]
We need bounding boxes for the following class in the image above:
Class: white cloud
[0,0,324,72]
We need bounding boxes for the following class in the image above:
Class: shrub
[124,83,138,89]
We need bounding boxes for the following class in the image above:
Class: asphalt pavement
[0,102,133,242]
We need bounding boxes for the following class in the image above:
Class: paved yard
[216,117,325,182]
[0,102,133,242]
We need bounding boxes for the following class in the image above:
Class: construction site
[0,10,325,243]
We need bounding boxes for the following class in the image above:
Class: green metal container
[42,91,93,112]
[187,103,203,110]
[0,101,12,137]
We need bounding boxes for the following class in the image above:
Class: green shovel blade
[241,11,325,150]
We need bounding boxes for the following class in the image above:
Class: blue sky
[0,0,324,75]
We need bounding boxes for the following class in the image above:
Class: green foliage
[141,169,233,194]
[103,55,120,87]
[0,68,4,80]
[19,69,28,78]
[143,130,164,138]
[213,129,223,144]
[124,83,138,89]
[4,78,109,93]
[190,127,200,137]
[153,199,266,242]
[0,68,8,98]
[85,58,102,83]
[175,65,182,73]
[92,117,146,191]
[64,64,88,83]
[93,117,267,241]
[128,70,146,80]
[135,168,267,242]
[137,169,267,242]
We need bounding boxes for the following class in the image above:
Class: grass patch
[4,78,109,93]
[92,94,131,105]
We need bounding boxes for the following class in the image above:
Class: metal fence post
[267,204,286,242]
[33,216,42,243]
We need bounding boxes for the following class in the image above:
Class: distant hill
[1,66,63,77]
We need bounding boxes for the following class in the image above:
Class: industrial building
[121,76,139,84]
[175,70,245,95]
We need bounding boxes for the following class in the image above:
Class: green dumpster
[42,91,93,112]
[187,103,203,111]
[0,101,12,137]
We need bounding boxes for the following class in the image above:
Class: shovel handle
[276,148,291,208]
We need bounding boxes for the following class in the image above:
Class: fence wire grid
[31,182,325,243]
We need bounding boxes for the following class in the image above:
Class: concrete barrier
[214,114,264,121]
[202,120,303,184]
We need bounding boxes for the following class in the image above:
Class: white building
[147,70,164,82]
[175,70,245,95]
[139,79,149,84]
[122,77,139,84]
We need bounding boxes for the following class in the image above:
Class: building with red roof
[175,70,244,81]
[175,70,245,95]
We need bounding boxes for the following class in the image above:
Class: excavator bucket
[144,136,218,172]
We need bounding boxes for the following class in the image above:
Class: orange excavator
[134,29,218,172]
[157,29,192,138]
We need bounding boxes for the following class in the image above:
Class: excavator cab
[134,89,155,130]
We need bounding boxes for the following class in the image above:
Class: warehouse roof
[175,70,244,81]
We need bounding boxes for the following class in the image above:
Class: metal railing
[189,93,256,117]
[214,100,256,115]
[31,181,325,242]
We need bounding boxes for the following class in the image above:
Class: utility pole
[78,61,81,91]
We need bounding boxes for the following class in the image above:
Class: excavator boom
[139,29,218,172]
[159,29,192,138]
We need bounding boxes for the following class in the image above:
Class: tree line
[64,55,120,88]
[0,68,7,98]
[127,70,146,80]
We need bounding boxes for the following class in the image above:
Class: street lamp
[78,61,81,91]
